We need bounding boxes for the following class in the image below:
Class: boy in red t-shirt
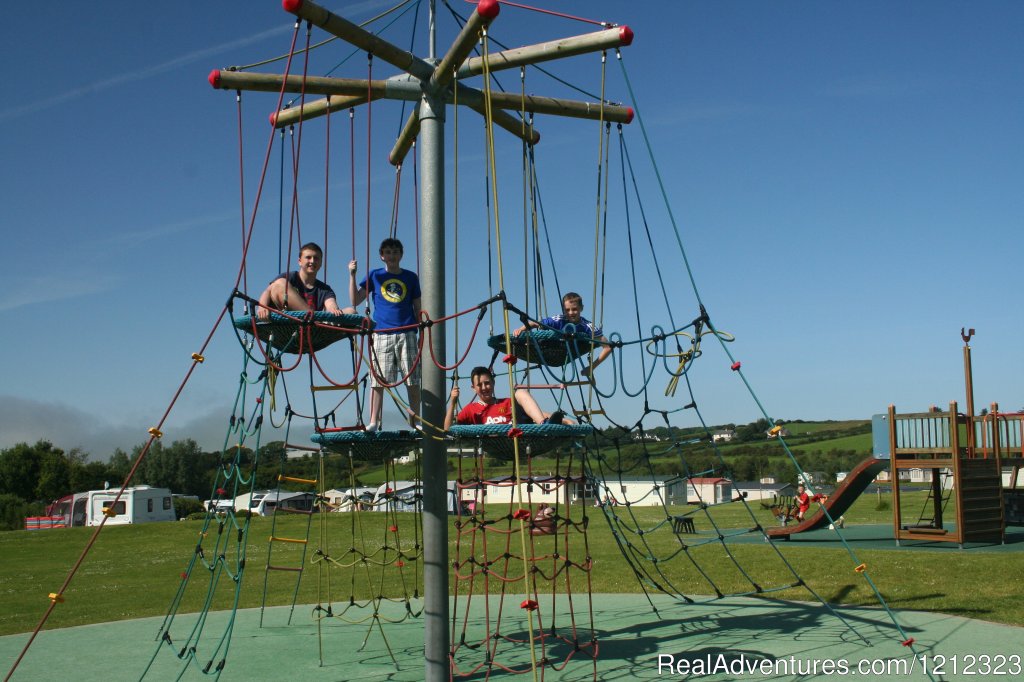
[444,366,570,429]
[793,484,828,522]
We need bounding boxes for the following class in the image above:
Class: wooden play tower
[885,329,1024,546]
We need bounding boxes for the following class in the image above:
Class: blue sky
[2,0,1022,459]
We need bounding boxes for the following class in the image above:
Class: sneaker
[364,423,379,433]
[545,410,567,425]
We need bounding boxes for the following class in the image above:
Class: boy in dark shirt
[257,242,349,319]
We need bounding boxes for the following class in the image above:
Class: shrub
[0,494,45,531]
[173,496,205,518]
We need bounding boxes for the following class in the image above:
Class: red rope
[350,109,356,258]
[4,307,230,682]
[235,93,247,293]
[322,104,332,281]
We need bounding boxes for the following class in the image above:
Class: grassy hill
[348,419,875,486]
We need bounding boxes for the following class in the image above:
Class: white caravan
[53,486,177,526]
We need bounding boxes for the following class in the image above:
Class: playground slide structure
[766,456,890,539]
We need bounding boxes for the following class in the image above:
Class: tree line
[0,439,353,530]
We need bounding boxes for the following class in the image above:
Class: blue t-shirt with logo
[541,314,603,338]
[360,268,420,332]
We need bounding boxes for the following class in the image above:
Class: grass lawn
[1,491,1020,637]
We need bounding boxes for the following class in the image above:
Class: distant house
[731,481,794,502]
[712,430,736,443]
[687,477,732,505]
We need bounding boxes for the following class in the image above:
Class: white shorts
[369,331,420,387]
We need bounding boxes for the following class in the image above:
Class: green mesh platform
[233,312,370,353]
[448,423,593,460]
[486,329,599,367]
[311,429,421,460]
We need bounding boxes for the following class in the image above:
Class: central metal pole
[419,86,449,682]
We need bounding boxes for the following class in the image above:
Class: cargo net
[583,418,819,608]
[142,350,276,679]
[307,453,425,664]
[450,441,597,679]
[142,330,426,678]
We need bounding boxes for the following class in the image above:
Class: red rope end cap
[476,0,500,20]
[388,525,398,532]
[512,509,531,520]
[731,361,741,371]
[520,599,539,611]
[180,572,188,580]
[216,488,226,496]
[624,107,635,124]
[208,70,221,89]
[269,111,278,128]
[507,427,524,439]
[503,353,518,365]
[901,637,915,647]
[395,560,405,567]
[282,0,304,15]
[619,26,634,46]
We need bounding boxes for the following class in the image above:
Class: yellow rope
[586,52,610,412]
[481,28,541,682]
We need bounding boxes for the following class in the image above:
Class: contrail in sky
[0,0,400,123]
[0,26,289,124]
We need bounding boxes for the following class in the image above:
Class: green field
[2,489,1020,638]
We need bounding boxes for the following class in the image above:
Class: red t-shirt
[457,398,524,425]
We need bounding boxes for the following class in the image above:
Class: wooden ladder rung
[267,565,303,572]
[269,536,307,545]
[573,409,605,416]
[278,474,317,485]
[311,384,357,392]
[275,507,313,516]
[285,443,320,452]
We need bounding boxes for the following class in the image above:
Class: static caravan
[595,477,688,507]
[371,481,469,515]
[460,476,572,508]
[234,490,317,516]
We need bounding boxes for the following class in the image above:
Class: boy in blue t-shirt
[513,291,612,377]
[349,238,421,431]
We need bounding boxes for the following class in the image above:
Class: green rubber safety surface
[4,594,1022,681]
